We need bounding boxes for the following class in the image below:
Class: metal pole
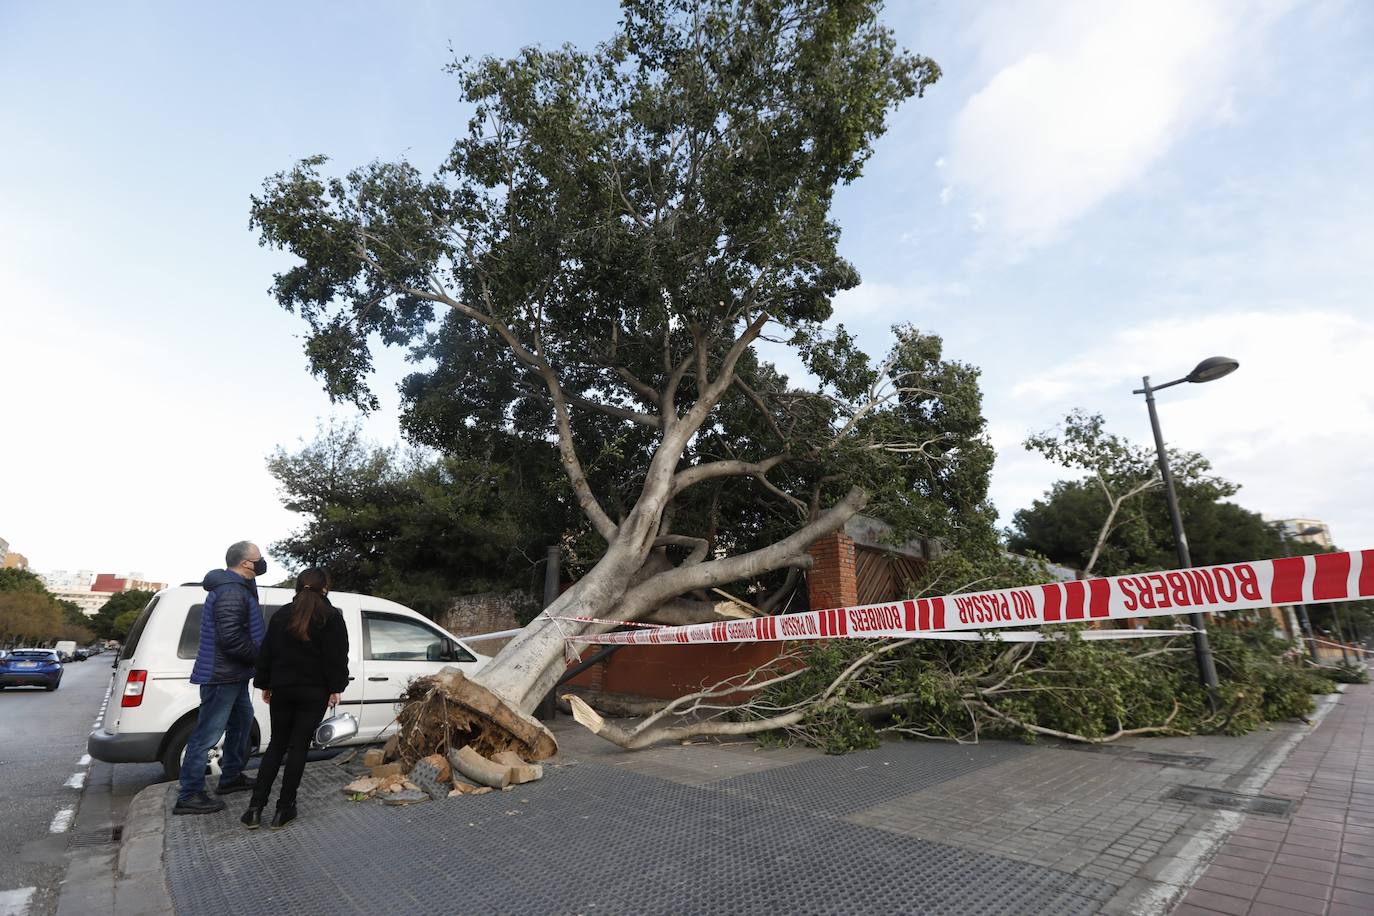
[1141,376,1220,707]
[1277,530,1320,660]
[534,545,562,721]
[543,546,561,610]
[1333,605,1353,666]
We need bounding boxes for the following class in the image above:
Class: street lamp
[1133,356,1239,707]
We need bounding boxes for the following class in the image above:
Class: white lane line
[78,754,91,766]
[0,886,36,915]
[64,771,86,789]
[49,807,76,834]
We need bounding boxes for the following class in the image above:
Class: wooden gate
[855,547,925,606]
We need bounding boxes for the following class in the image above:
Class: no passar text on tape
[564,549,1374,647]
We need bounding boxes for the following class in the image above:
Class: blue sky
[1,0,1370,585]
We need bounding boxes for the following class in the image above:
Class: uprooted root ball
[392,667,558,770]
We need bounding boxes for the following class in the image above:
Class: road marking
[0,887,35,915]
[78,754,91,766]
[64,772,86,789]
[48,807,75,833]
[0,886,36,915]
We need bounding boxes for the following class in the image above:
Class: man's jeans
[178,680,254,800]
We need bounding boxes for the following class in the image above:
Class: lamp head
[1186,356,1239,384]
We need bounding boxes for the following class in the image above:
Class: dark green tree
[268,421,571,617]
[91,590,155,641]
[0,571,95,645]
[1009,410,1279,576]
[251,0,943,716]
[0,567,49,595]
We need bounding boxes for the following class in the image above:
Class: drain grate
[1133,751,1214,770]
[68,826,124,848]
[1057,744,1214,770]
[1166,785,1293,817]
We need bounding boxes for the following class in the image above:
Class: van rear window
[119,596,160,661]
[177,604,282,659]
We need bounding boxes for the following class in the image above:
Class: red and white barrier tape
[564,549,1374,647]
[1310,637,1372,658]
[547,615,666,629]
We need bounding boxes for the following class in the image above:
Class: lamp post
[1133,356,1238,708]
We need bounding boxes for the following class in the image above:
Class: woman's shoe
[240,807,263,829]
[270,806,297,830]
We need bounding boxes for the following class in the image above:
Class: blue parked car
[0,649,64,691]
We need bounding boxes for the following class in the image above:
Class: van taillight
[122,670,148,707]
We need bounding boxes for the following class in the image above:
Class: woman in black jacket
[241,567,349,830]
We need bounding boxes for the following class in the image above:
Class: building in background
[1,537,30,569]
[41,569,96,590]
[47,587,109,617]
[91,572,168,594]
[1269,518,1335,550]
[39,569,168,617]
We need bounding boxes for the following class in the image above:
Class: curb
[114,783,176,915]
[1103,688,1344,915]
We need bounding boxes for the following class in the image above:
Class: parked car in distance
[89,585,490,780]
[0,649,64,690]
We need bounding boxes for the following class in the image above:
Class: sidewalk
[107,686,1368,915]
[1177,683,1374,915]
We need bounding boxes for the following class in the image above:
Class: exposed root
[395,666,557,769]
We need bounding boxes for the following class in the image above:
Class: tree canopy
[0,568,96,646]
[250,0,962,714]
[1010,411,1289,576]
[268,422,571,616]
[91,590,155,641]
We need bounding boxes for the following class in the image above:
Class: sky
[1,0,1370,587]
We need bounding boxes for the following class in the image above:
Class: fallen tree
[566,620,1339,754]
[251,0,973,752]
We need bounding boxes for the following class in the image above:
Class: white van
[88,585,489,780]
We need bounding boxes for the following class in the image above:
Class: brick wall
[563,641,795,701]
[807,531,858,610]
[438,590,539,639]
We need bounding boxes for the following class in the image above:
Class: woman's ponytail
[288,567,331,641]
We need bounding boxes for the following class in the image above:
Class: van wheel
[160,719,232,783]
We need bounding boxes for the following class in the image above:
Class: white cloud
[946,0,1296,249]
[991,308,1374,550]
[830,281,966,321]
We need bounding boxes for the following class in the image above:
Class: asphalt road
[0,654,163,916]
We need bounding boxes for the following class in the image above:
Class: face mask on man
[251,558,267,576]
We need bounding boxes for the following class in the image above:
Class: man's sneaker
[240,806,263,829]
[270,806,297,830]
[216,775,258,795]
[172,792,227,815]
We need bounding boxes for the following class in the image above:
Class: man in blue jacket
[174,541,268,815]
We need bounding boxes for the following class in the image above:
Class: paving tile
[1194,875,1258,901]
[1330,886,1374,909]
[1280,853,1339,875]
[1252,887,1328,914]
[1333,873,1374,894]
[1265,863,1334,886]
[1183,888,1253,915]
[1259,873,1332,901]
